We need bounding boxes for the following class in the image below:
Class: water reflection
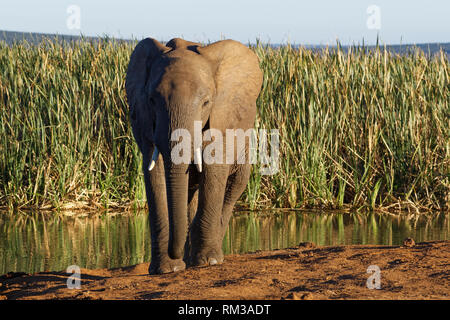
[0,211,448,275]
[0,212,151,275]
[224,211,449,254]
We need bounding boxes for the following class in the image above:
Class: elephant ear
[197,40,263,131]
[126,38,169,147]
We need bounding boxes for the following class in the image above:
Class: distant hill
[1,30,449,58]
[0,30,131,45]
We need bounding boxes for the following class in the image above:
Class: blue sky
[1,0,449,45]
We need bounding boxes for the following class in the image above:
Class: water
[0,210,448,275]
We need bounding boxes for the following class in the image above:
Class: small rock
[286,292,313,300]
[272,279,281,285]
[403,237,415,247]
[325,290,336,296]
[298,242,315,248]
[286,292,301,300]
[301,292,314,300]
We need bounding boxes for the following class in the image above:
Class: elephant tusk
[194,147,202,173]
[148,146,159,171]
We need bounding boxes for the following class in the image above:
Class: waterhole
[0,210,447,274]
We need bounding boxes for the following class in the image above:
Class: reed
[249,43,449,211]
[0,38,448,211]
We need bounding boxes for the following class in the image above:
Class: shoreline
[1,240,449,300]
[1,201,448,215]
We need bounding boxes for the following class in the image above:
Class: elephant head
[126,37,262,268]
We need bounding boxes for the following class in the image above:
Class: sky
[0,0,449,45]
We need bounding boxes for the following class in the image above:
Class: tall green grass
[0,39,144,210]
[248,44,449,211]
[0,38,448,211]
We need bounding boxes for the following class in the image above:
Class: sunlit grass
[247,43,449,212]
[0,38,448,211]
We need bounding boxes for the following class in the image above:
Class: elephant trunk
[155,110,201,260]
[164,160,189,260]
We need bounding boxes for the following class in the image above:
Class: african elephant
[125,37,263,274]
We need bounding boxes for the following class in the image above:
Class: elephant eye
[202,100,210,107]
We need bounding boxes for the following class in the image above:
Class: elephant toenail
[209,258,218,265]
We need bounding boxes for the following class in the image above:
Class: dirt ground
[0,240,448,300]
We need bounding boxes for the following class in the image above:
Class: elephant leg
[189,164,229,266]
[220,164,252,240]
[183,180,199,262]
[144,147,186,274]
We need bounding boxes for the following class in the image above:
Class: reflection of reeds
[0,212,150,274]
[0,39,448,211]
[224,211,449,254]
[0,211,448,274]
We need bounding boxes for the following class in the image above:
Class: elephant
[125,37,263,274]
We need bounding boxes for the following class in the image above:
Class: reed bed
[0,38,448,212]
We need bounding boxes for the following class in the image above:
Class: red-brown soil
[1,240,448,300]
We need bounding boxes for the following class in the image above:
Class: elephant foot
[189,248,224,267]
[148,257,186,275]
